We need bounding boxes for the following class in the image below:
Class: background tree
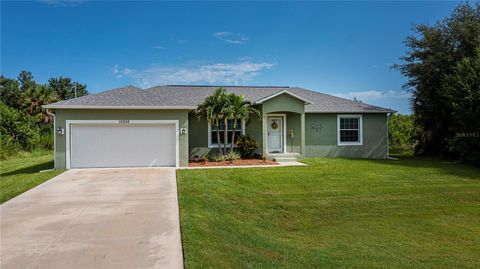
[0,76,21,108]
[0,71,88,159]
[395,2,480,162]
[388,114,417,152]
[48,77,88,100]
[18,70,36,93]
[441,47,480,164]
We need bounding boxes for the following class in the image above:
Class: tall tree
[0,76,22,109]
[441,47,480,164]
[395,2,480,157]
[23,85,59,122]
[17,70,36,93]
[48,77,88,100]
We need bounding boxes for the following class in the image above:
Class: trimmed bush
[236,135,258,158]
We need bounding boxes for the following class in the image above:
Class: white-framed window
[337,115,363,146]
[208,119,246,148]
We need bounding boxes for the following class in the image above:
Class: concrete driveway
[0,168,183,269]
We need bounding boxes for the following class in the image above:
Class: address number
[119,120,130,124]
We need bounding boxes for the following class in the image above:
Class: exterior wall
[54,109,189,169]
[305,113,388,159]
[285,112,301,153]
[188,110,263,159]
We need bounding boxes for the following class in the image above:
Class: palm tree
[226,93,261,151]
[23,85,59,123]
[195,88,228,155]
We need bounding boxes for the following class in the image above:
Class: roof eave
[305,110,395,113]
[42,105,197,110]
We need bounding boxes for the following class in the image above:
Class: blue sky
[2,1,459,114]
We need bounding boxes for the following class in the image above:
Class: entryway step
[273,157,298,163]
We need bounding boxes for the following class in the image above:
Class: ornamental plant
[235,134,258,158]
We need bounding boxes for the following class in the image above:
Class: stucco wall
[305,113,388,159]
[54,109,189,169]
[285,112,301,153]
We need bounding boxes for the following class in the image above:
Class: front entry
[267,117,284,153]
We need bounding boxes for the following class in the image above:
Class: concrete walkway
[0,168,183,269]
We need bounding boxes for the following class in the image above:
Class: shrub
[235,135,258,158]
[210,151,241,162]
[0,102,41,158]
[38,133,54,150]
[224,151,240,161]
[389,114,417,153]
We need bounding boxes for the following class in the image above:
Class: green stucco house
[44,85,394,169]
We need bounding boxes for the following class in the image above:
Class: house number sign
[119,120,130,124]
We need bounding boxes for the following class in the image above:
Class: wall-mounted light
[180,128,188,135]
[57,127,65,135]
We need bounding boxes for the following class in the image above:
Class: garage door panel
[70,124,176,168]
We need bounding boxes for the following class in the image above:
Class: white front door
[268,117,283,153]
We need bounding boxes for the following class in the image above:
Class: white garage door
[69,123,177,168]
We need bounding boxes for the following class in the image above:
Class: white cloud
[213,32,249,44]
[153,45,166,50]
[39,0,85,6]
[112,61,274,88]
[112,65,133,78]
[332,90,410,101]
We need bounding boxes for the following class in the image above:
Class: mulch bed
[189,159,278,167]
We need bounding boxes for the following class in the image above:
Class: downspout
[45,109,57,169]
[386,112,398,160]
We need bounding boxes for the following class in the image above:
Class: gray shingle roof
[44,85,395,113]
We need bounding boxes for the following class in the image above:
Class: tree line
[0,71,88,159]
[392,2,480,165]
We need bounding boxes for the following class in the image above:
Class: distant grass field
[0,151,63,203]
[177,156,480,268]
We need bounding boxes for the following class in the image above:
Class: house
[44,85,395,169]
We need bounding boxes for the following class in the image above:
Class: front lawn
[0,151,63,203]
[177,156,480,268]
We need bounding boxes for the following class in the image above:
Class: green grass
[177,156,480,268]
[0,151,63,203]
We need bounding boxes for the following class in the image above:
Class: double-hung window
[208,119,245,147]
[337,115,363,145]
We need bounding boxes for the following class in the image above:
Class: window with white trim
[338,115,363,145]
[208,119,245,147]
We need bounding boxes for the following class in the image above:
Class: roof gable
[255,90,312,104]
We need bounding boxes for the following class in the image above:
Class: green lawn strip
[177,157,480,268]
[0,152,63,203]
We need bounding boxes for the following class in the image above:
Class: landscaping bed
[189,159,278,167]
